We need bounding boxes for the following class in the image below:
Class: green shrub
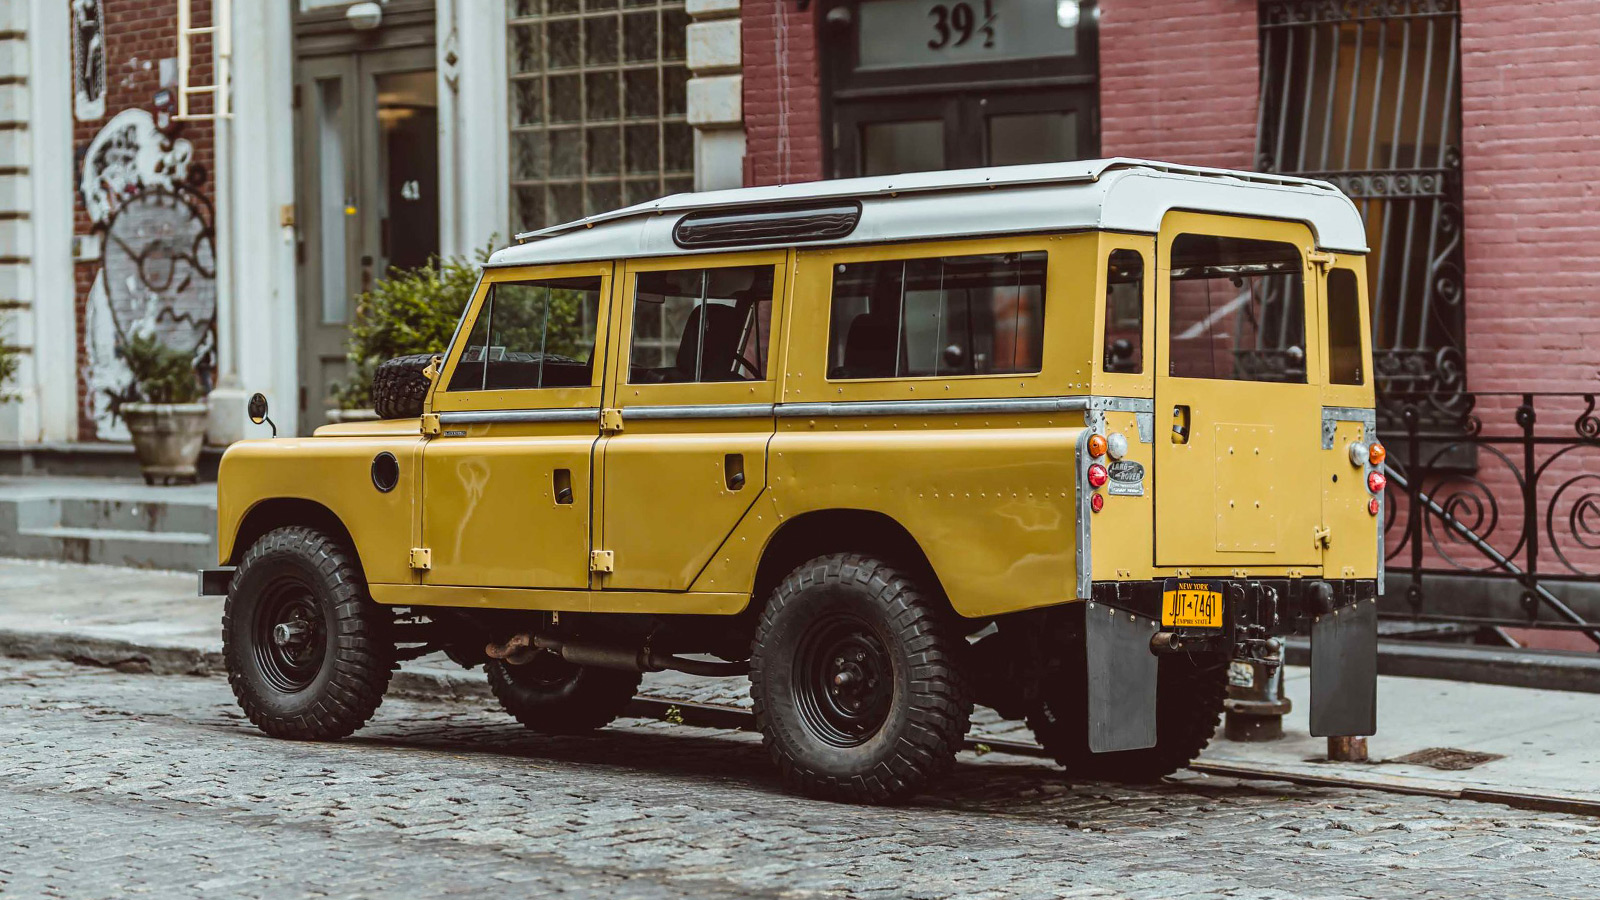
[334,246,491,410]
[0,318,18,401]
[120,332,203,404]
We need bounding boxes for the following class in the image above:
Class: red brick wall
[741,0,825,186]
[71,0,215,440]
[1098,0,1259,169]
[1460,1,1600,393]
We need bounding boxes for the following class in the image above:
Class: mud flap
[1309,597,1378,737]
[1085,603,1160,752]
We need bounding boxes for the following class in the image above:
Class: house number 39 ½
[927,0,996,50]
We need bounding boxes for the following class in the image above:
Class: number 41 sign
[856,0,1081,71]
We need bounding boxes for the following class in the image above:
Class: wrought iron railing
[1381,392,1600,650]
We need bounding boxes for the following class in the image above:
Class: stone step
[0,476,219,572]
[9,525,216,572]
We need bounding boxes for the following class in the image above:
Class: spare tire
[370,353,436,420]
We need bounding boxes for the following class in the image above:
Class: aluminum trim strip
[775,397,1091,418]
[623,403,776,420]
[1089,397,1155,414]
[437,408,602,425]
[1321,405,1377,449]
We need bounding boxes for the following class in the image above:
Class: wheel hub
[795,618,893,748]
[254,583,328,693]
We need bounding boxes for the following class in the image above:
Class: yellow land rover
[205,159,1381,804]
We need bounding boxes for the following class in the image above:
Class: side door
[1153,212,1325,567]
[595,252,786,591]
[421,264,612,589]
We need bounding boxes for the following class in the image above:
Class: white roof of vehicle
[488,158,1367,268]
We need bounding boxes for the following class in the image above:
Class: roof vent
[672,202,862,249]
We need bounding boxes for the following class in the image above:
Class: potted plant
[119,332,208,485]
[331,246,488,422]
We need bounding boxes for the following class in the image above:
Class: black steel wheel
[1027,649,1227,783]
[486,653,641,734]
[223,526,392,740]
[750,553,972,804]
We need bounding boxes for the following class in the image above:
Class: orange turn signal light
[1087,434,1108,458]
[1368,441,1387,466]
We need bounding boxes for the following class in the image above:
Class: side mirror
[248,392,277,437]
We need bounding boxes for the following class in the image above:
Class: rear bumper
[1088,577,1378,643]
[199,567,236,597]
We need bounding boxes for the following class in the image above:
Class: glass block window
[508,0,693,234]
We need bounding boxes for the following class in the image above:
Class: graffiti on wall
[79,109,216,439]
[71,0,107,122]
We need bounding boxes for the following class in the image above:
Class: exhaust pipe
[484,633,747,678]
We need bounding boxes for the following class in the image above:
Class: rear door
[595,251,786,591]
[1154,212,1324,567]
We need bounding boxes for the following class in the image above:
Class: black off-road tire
[371,353,435,420]
[485,655,642,734]
[1027,650,1228,783]
[222,526,393,740]
[750,554,973,804]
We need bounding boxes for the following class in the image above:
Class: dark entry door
[834,87,1095,176]
[825,0,1099,178]
[294,42,439,430]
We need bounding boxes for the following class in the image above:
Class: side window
[446,276,604,392]
[1167,234,1306,384]
[629,265,775,384]
[1326,268,1364,385]
[827,251,1046,379]
[1103,250,1144,374]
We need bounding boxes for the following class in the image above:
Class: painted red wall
[1097,0,1260,169]
[1460,1,1600,393]
[740,0,825,186]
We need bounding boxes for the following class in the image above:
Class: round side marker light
[1369,441,1387,466]
[1367,470,1386,494]
[1090,493,1105,513]
[1087,434,1108,458]
[1087,463,1109,488]
[1368,497,1380,516]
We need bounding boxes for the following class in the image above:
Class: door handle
[553,468,574,505]
[724,454,746,491]
[1171,405,1191,444]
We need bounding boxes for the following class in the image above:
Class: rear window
[1326,268,1364,386]
[1167,235,1306,384]
[827,251,1047,380]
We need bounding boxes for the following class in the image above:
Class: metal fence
[1382,392,1600,651]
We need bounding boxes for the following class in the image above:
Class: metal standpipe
[1222,638,1291,741]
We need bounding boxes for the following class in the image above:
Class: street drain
[1388,747,1505,771]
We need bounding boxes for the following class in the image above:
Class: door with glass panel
[596,253,785,592]
[423,265,611,589]
[295,46,439,431]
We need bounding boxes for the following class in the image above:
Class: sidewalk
[3,556,1596,811]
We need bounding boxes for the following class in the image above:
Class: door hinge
[590,549,615,573]
[1307,249,1337,269]
[600,408,625,433]
[409,547,433,570]
[1313,525,1332,548]
[420,413,441,435]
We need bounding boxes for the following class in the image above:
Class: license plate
[1162,578,1224,629]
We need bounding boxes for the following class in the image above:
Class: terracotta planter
[122,402,209,485]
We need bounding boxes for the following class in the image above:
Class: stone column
[686,0,745,192]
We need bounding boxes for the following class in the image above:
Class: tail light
[1087,463,1108,488]
[1368,441,1387,466]
[1367,470,1386,494]
[1090,493,1105,513]
[1368,497,1380,516]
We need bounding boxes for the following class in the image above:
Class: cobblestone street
[2,658,1597,899]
